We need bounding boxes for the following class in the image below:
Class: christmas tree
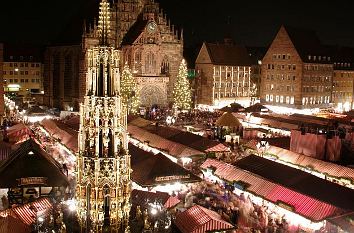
[173,59,192,111]
[120,63,140,114]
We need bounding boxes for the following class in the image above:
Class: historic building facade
[82,0,183,107]
[43,46,81,110]
[261,25,333,109]
[76,1,131,232]
[2,47,44,97]
[194,41,254,109]
[332,48,354,112]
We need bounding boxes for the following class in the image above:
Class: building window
[10,63,13,67]
[286,96,290,104]
[292,64,296,70]
[20,71,24,75]
[36,63,40,67]
[32,79,35,83]
[282,54,286,59]
[290,96,294,104]
[266,94,269,101]
[275,95,279,103]
[270,95,273,101]
[14,63,18,67]
[220,93,224,98]
[280,96,284,103]
[31,63,35,67]
[214,93,218,98]
[14,79,18,82]
[20,79,24,83]
[10,79,13,83]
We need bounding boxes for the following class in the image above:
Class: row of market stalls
[256,145,354,189]
[201,156,354,232]
[35,116,238,233]
[128,116,230,164]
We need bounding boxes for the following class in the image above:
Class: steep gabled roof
[283,25,331,63]
[0,139,69,188]
[129,144,200,187]
[121,18,149,46]
[204,42,252,66]
[174,205,235,233]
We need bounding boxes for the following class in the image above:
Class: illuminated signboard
[155,174,190,182]
[18,177,48,186]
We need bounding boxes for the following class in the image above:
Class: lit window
[280,96,284,103]
[290,96,294,104]
[286,96,290,104]
[266,95,269,101]
[275,95,279,103]
[270,95,273,101]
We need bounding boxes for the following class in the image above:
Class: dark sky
[1,0,354,48]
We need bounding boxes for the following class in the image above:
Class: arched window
[86,184,91,224]
[145,52,155,74]
[134,50,142,73]
[161,56,169,74]
[103,185,110,225]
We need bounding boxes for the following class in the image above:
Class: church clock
[147,21,157,33]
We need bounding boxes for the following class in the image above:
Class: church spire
[98,0,111,45]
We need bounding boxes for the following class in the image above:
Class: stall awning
[174,205,235,233]
[267,145,354,183]
[0,198,52,226]
[201,159,348,222]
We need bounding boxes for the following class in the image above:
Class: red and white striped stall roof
[175,205,235,233]
[267,145,354,182]
[201,159,347,221]
[0,198,52,226]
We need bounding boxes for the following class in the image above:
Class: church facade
[81,0,183,107]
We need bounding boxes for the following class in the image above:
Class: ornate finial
[98,0,111,45]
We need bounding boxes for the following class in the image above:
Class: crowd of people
[176,181,291,233]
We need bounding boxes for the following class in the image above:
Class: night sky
[1,0,354,48]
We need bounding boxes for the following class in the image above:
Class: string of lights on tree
[173,59,192,111]
[120,63,140,114]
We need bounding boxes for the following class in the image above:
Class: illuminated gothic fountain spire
[76,0,132,232]
[97,0,111,45]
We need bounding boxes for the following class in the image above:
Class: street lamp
[256,135,269,158]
